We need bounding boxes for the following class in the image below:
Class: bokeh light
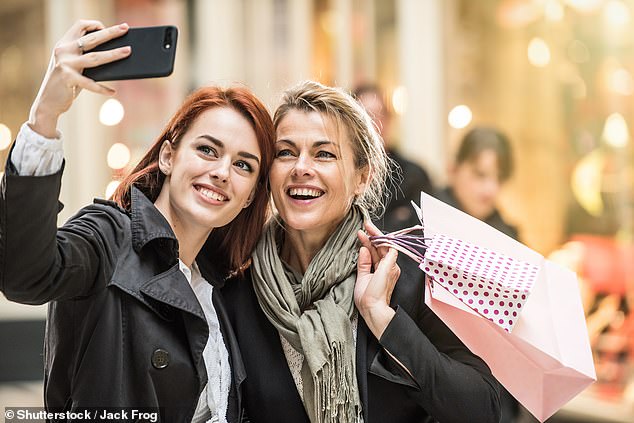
[602,113,629,148]
[105,180,120,199]
[448,105,472,129]
[528,37,551,67]
[107,143,131,169]
[0,123,11,150]
[99,99,125,126]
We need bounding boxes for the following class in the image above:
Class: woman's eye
[197,145,217,157]
[316,150,336,159]
[275,149,294,158]
[234,160,253,172]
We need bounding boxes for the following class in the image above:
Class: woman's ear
[243,190,256,208]
[354,166,370,197]
[158,140,174,176]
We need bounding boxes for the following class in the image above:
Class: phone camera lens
[164,28,173,50]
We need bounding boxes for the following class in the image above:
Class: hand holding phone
[83,26,178,81]
[27,20,132,138]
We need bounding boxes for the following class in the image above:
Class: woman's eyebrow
[197,134,224,148]
[275,139,295,146]
[239,151,260,164]
[313,140,338,148]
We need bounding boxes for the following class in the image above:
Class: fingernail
[122,46,132,53]
[119,23,129,30]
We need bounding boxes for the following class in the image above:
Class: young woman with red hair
[0,21,274,422]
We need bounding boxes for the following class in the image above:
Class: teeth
[199,187,227,201]
[288,187,324,198]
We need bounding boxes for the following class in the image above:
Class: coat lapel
[140,265,208,391]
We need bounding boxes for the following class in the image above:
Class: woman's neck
[281,226,336,274]
[173,225,210,268]
[154,202,211,268]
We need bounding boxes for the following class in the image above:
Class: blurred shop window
[0,0,46,167]
[0,0,48,385]
[446,1,634,420]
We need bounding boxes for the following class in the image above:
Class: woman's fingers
[68,19,106,38]
[77,23,129,54]
[52,46,129,98]
[55,23,128,58]
[358,230,381,266]
[72,74,116,96]
[364,220,383,237]
[72,46,131,70]
[363,220,390,259]
[374,248,400,284]
[355,247,400,309]
[356,246,373,279]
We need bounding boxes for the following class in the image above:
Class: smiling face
[155,106,261,236]
[270,109,367,239]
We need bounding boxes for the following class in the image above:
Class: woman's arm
[355,222,501,422]
[379,289,501,422]
[0,20,131,304]
[0,160,127,304]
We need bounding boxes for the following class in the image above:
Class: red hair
[111,86,274,276]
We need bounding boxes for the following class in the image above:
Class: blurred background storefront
[0,0,632,421]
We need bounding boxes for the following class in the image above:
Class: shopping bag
[371,192,596,422]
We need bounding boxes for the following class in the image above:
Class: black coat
[221,253,501,423]
[378,150,435,233]
[0,161,245,422]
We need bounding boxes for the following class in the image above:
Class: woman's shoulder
[69,198,130,223]
[61,197,132,244]
[220,268,261,313]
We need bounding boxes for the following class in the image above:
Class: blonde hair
[274,80,393,219]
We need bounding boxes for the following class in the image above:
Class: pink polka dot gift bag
[371,193,596,422]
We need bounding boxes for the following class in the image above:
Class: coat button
[151,348,170,369]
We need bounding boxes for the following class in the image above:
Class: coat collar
[129,186,179,260]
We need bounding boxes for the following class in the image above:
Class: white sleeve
[10,122,65,176]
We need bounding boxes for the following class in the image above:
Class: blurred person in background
[437,126,517,239]
[222,80,501,423]
[436,126,519,422]
[0,20,275,422]
[354,84,434,233]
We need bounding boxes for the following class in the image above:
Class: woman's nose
[292,153,313,177]
[210,159,230,183]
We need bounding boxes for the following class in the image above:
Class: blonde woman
[222,81,501,422]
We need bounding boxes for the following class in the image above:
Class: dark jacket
[0,161,245,422]
[378,150,434,233]
[221,253,501,423]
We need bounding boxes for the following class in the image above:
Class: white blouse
[180,260,231,423]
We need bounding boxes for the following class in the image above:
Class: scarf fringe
[313,341,362,423]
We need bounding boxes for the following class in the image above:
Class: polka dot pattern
[422,234,538,333]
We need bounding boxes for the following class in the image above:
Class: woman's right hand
[28,20,131,138]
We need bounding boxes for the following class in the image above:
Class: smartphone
[83,25,178,81]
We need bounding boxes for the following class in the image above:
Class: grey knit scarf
[251,206,364,423]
